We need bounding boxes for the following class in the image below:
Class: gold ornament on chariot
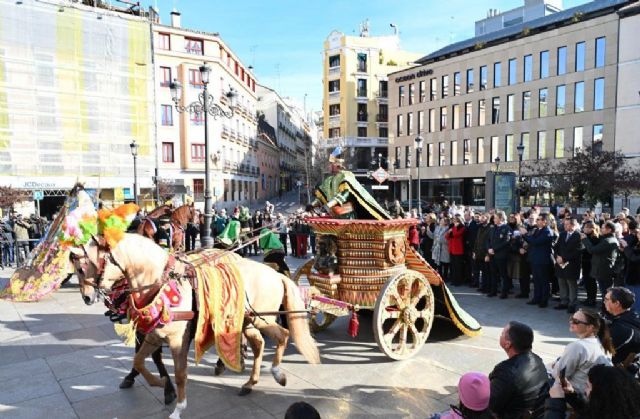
[385,237,406,265]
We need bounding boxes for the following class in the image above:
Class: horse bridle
[70,236,127,292]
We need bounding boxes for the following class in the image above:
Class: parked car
[400,200,431,212]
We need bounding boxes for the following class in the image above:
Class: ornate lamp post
[415,135,424,215]
[169,62,237,248]
[516,142,525,211]
[494,156,501,173]
[129,140,139,205]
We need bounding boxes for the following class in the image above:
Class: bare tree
[0,186,29,211]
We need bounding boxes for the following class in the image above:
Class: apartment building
[389,0,631,206]
[256,118,280,201]
[153,10,259,209]
[322,24,421,183]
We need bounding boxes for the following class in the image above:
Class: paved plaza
[0,256,574,419]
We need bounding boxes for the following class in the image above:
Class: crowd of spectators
[0,213,49,268]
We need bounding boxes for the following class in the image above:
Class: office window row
[397,37,606,106]
[395,79,604,136]
[398,125,603,168]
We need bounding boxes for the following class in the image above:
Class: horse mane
[147,205,172,219]
[112,234,169,288]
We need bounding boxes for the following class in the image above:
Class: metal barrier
[0,239,42,268]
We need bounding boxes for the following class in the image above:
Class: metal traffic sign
[371,167,389,184]
[32,190,44,201]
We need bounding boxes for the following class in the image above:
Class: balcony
[230,128,237,139]
[375,91,388,104]
[320,136,389,149]
[376,114,388,122]
[356,89,367,98]
[221,126,230,138]
[328,90,340,102]
[328,66,340,77]
[357,112,368,122]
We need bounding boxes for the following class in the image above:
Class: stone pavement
[0,256,574,419]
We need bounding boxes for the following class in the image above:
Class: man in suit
[553,217,584,313]
[486,211,512,298]
[464,209,479,287]
[520,213,555,308]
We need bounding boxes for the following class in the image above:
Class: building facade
[0,0,155,215]
[389,0,629,207]
[322,25,421,186]
[475,0,563,36]
[256,117,279,201]
[153,10,259,211]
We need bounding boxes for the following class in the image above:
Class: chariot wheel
[292,258,337,332]
[373,270,434,360]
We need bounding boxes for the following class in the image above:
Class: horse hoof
[119,377,135,389]
[238,386,253,396]
[214,364,226,376]
[277,375,287,387]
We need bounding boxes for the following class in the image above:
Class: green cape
[217,219,241,247]
[259,228,283,251]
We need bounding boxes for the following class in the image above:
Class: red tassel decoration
[348,311,359,338]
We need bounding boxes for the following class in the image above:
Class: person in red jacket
[447,214,467,285]
[408,224,420,251]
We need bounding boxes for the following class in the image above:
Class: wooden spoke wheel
[373,270,434,360]
[292,258,315,286]
[292,258,337,333]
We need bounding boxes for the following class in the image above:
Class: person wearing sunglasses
[549,309,614,401]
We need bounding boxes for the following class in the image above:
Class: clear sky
[145,0,588,115]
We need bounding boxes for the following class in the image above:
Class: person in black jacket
[580,221,599,307]
[520,213,555,308]
[463,210,479,287]
[603,287,640,369]
[486,210,512,298]
[553,218,584,313]
[490,321,549,419]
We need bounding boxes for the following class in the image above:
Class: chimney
[170,9,181,28]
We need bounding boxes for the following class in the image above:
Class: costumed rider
[153,216,172,250]
[259,228,290,277]
[312,146,391,220]
[216,210,241,249]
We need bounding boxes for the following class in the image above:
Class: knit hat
[458,372,490,411]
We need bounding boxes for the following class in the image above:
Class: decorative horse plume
[59,190,98,247]
[97,203,139,248]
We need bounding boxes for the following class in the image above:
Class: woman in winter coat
[446,214,466,285]
[431,217,451,281]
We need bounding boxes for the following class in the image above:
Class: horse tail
[281,276,321,364]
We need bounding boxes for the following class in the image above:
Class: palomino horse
[69,233,320,419]
[137,204,196,252]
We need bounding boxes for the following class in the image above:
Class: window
[160,66,171,87]
[454,72,461,96]
[329,104,340,116]
[158,33,170,50]
[427,143,434,167]
[409,83,415,105]
[407,112,413,135]
[378,104,388,120]
[556,85,566,115]
[508,58,517,85]
[491,97,500,124]
[477,137,485,163]
[505,135,514,162]
[357,103,367,121]
[450,141,458,165]
[379,127,388,137]
[524,55,533,82]
[452,104,460,129]
[357,53,367,72]
[570,82,584,115]
[191,143,205,162]
[575,42,585,72]
[540,50,549,78]
[522,91,531,120]
[357,127,367,137]
[466,69,474,93]
[537,132,546,159]
[439,142,446,166]
[162,142,174,163]
[490,136,499,162]
[328,80,340,93]
[419,81,426,102]
[379,80,388,97]
[539,88,548,117]
[418,110,424,133]
[190,111,204,125]
[397,115,403,136]
[595,37,605,68]
[480,65,488,90]
[557,46,567,75]
[357,79,367,97]
[329,128,340,138]
[399,85,405,106]
[555,129,565,158]
[430,78,437,100]
[521,133,530,160]
[478,99,486,126]
[594,78,604,110]
[329,54,340,68]
[507,95,514,122]
[493,62,501,87]
[442,75,449,98]
[440,106,447,130]
[463,139,471,165]
[193,179,204,197]
[428,109,435,133]
[593,124,603,153]
[573,126,583,155]
[405,145,412,168]
[189,69,203,89]
[161,105,173,126]
[465,102,472,127]
[185,38,203,55]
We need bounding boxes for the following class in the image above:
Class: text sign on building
[372,168,389,184]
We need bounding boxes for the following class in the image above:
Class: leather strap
[172,311,195,321]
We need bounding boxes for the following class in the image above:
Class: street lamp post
[415,135,424,215]
[516,142,525,211]
[494,156,501,173]
[170,62,237,248]
[129,140,139,205]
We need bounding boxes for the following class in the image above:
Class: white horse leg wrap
[169,399,187,419]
